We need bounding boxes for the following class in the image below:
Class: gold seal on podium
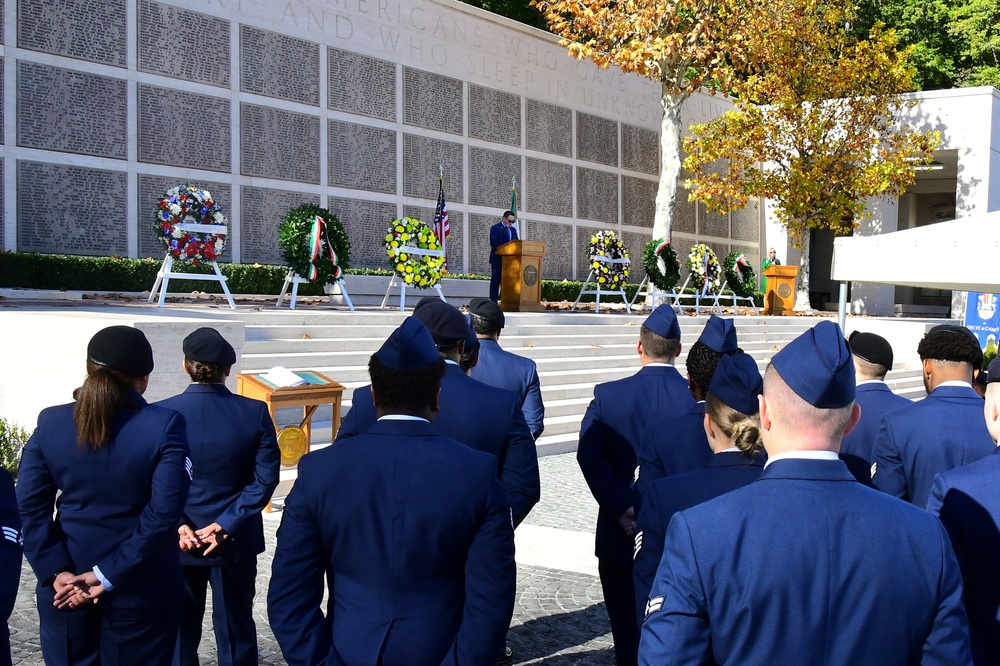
[277,425,309,467]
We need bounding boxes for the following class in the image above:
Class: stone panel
[403,67,463,135]
[17,62,126,159]
[732,199,760,242]
[699,205,730,239]
[673,194,696,234]
[329,121,396,194]
[328,197,398,270]
[576,168,618,224]
[0,162,4,247]
[469,84,520,146]
[576,225,604,281]
[241,104,320,184]
[17,161,126,255]
[403,134,463,200]
[526,220,573,281]
[621,124,658,175]
[470,147,521,208]
[138,1,230,87]
[468,213,496,276]
[622,176,656,228]
[0,0,4,44]
[18,0,126,66]
[138,85,231,172]
[329,48,396,121]
[0,60,4,143]
[241,25,319,105]
[138,174,232,261]
[622,230,651,285]
[706,241,731,273]
[525,157,572,217]
[403,204,464,273]
[576,112,618,167]
[526,99,571,157]
[240,186,319,265]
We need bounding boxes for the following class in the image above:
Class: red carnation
[186,244,199,257]
[204,245,216,260]
[172,249,180,256]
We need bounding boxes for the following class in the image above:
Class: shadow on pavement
[508,602,614,664]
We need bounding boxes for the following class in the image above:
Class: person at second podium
[489,210,519,302]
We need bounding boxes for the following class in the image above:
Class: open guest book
[258,366,308,388]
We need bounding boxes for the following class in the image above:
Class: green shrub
[0,418,29,480]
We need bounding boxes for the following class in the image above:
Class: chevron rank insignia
[644,595,664,619]
[633,531,643,560]
[870,461,877,479]
[185,457,193,480]
[2,525,22,547]
[633,465,640,486]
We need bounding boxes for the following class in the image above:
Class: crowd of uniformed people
[0,297,998,665]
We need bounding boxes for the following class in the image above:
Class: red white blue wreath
[154,184,227,265]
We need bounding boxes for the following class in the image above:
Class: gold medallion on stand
[277,425,309,467]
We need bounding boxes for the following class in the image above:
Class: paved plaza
[9,453,616,665]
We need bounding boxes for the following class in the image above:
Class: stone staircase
[213,310,926,459]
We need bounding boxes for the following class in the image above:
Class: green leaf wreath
[587,230,630,287]
[686,244,722,292]
[723,251,757,298]
[642,238,681,292]
[278,204,351,283]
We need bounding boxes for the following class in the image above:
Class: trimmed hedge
[0,252,763,307]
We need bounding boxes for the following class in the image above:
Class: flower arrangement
[642,238,681,292]
[686,243,721,292]
[588,230,629,288]
[723,251,757,298]
[278,204,351,284]
[154,184,227,265]
[385,217,445,288]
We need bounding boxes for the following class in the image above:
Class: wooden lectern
[763,265,799,315]
[496,240,546,312]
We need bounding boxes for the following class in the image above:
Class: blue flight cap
[373,317,440,370]
[987,357,1000,383]
[770,320,855,408]
[643,304,680,339]
[709,351,763,415]
[698,315,738,353]
[413,298,470,345]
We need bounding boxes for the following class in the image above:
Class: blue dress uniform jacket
[0,469,21,666]
[339,363,539,526]
[634,403,713,508]
[471,339,545,439]
[267,419,516,666]
[632,451,763,627]
[872,384,994,507]
[489,223,518,301]
[157,384,279,565]
[927,447,1000,665]
[639,459,972,665]
[840,382,910,485]
[17,396,191,665]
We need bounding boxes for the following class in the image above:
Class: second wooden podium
[496,240,546,312]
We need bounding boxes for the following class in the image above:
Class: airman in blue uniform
[468,297,545,439]
[841,330,910,485]
[267,317,516,665]
[633,351,764,626]
[338,298,539,527]
[17,326,191,666]
[577,304,694,666]
[926,357,1000,665]
[634,315,738,505]
[639,321,972,665]
[0,467,20,666]
[157,328,279,666]
[872,324,995,506]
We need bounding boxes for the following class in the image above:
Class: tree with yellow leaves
[531,0,749,241]
[683,0,939,311]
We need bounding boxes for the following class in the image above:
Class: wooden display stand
[763,265,798,315]
[496,240,546,312]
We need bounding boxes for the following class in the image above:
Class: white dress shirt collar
[763,450,839,469]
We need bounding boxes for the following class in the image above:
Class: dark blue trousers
[598,559,639,666]
[174,559,258,666]
[37,584,181,666]
[490,259,502,302]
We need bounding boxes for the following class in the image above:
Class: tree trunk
[793,230,813,311]
[651,93,683,242]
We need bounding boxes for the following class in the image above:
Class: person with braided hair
[633,351,765,627]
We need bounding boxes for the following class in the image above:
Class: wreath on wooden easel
[154,183,227,265]
[642,238,681,292]
[278,204,351,283]
[686,244,722,292]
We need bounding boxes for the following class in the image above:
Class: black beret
[87,326,154,377]
[183,327,237,366]
[987,357,1000,383]
[413,298,469,345]
[468,297,505,329]
[848,331,894,369]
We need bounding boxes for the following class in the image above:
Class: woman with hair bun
[17,325,191,665]
[157,327,278,666]
[632,351,766,627]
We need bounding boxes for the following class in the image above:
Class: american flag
[433,177,450,270]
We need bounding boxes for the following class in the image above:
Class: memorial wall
[3,0,762,282]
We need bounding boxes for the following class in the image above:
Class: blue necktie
[507,226,512,242]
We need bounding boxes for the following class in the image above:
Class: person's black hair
[918,330,984,370]
[686,341,724,399]
[184,357,228,384]
[470,313,502,338]
[460,347,479,372]
[368,355,445,412]
[639,326,680,361]
[503,210,515,219]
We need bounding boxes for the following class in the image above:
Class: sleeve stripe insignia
[644,595,664,619]
[633,531,643,560]
[185,457,194,480]
[2,526,22,546]
[870,461,877,479]
[633,465,640,486]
